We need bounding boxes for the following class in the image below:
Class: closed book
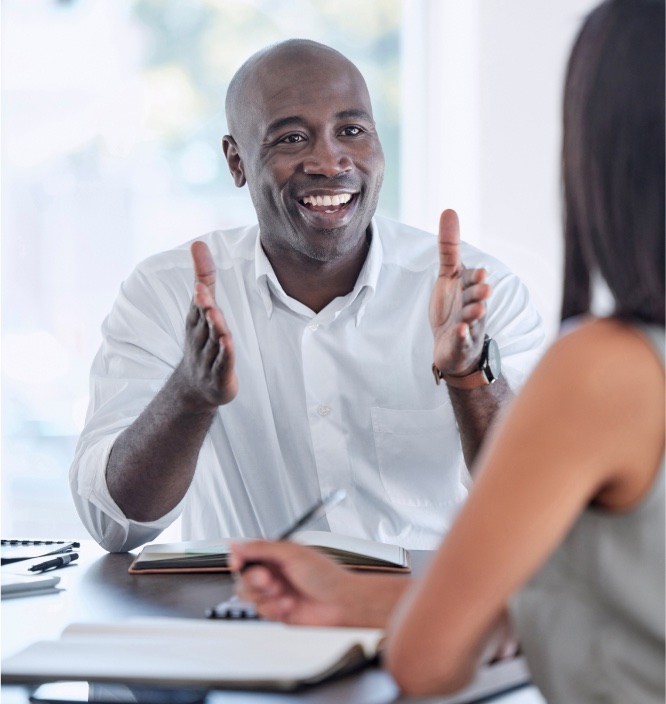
[128,531,411,574]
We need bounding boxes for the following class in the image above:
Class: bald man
[71,40,544,553]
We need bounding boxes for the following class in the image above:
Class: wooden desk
[1,542,545,703]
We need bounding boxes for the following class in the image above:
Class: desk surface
[1,542,545,704]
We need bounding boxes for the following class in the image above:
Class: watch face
[485,338,501,380]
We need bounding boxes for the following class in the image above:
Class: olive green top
[511,323,665,704]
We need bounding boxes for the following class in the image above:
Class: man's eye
[340,126,363,136]
[280,134,305,144]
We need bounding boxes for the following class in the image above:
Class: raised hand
[176,241,238,408]
[429,210,492,377]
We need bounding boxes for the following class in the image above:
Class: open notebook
[128,530,410,574]
[2,618,383,690]
[2,617,530,699]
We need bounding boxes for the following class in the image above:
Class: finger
[455,321,474,344]
[205,303,231,339]
[461,267,487,287]
[230,540,290,570]
[437,209,462,278]
[191,241,216,295]
[202,315,222,365]
[458,302,487,324]
[212,336,235,380]
[186,300,212,351]
[255,595,297,623]
[462,283,492,306]
[194,282,216,312]
[236,565,283,601]
[186,299,201,329]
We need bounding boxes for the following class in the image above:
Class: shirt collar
[254,218,383,326]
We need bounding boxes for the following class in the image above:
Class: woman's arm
[385,319,665,696]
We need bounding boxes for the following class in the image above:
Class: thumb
[191,241,216,296]
[437,209,462,278]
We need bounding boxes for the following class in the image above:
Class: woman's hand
[230,540,358,626]
[230,540,409,628]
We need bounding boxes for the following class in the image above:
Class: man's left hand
[429,209,492,376]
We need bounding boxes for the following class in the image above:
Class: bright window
[2,0,598,539]
[2,0,401,537]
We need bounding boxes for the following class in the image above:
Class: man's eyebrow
[265,116,306,136]
[334,109,374,123]
[264,109,374,137]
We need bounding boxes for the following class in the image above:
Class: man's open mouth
[298,193,355,214]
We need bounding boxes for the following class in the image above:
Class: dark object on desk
[29,553,79,573]
[1,541,80,565]
[30,682,207,704]
[206,594,258,619]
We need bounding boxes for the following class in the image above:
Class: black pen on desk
[28,552,79,573]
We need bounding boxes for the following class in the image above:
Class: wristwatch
[432,335,501,389]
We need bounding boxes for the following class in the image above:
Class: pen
[275,488,347,540]
[237,489,346,575]
[208,490,347,616]
[28,553,79,573]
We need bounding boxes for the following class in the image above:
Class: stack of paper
[1,572,61,599]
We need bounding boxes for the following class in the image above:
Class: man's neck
[262,233,371,314]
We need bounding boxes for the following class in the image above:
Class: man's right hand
[104,241,237,525]
[176,241,238,408]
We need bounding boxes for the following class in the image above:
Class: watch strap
[432,334,497,389]
[431,363,491,389]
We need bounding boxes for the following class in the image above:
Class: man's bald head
[225,39,369,143]
[221,38,384,268]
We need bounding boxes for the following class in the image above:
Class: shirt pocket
[371,405,468,507]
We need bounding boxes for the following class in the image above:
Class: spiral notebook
[1,539,80,565]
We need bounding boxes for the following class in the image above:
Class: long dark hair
[561,0,665,324]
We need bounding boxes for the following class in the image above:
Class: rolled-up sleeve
[70,258,191,552]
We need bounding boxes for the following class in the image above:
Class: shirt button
[317,405,331,417]
[308,323,319,331]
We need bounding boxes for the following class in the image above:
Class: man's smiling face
[224,43,385,264]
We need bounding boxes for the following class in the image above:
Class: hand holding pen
[207,489,346,619]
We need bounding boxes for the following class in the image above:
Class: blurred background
[1,0,598,540]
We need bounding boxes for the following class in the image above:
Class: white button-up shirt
[70,216,545,552]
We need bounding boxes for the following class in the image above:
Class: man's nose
[302,137,352,176]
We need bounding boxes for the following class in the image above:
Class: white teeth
[302,193,352,207]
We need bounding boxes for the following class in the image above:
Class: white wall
[400,0,600,341]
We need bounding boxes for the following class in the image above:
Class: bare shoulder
[511,317,664,508]
[538,317,664,397]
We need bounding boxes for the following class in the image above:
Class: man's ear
[222,135,246,187]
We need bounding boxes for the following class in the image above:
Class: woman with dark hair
[231,1,665,700]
